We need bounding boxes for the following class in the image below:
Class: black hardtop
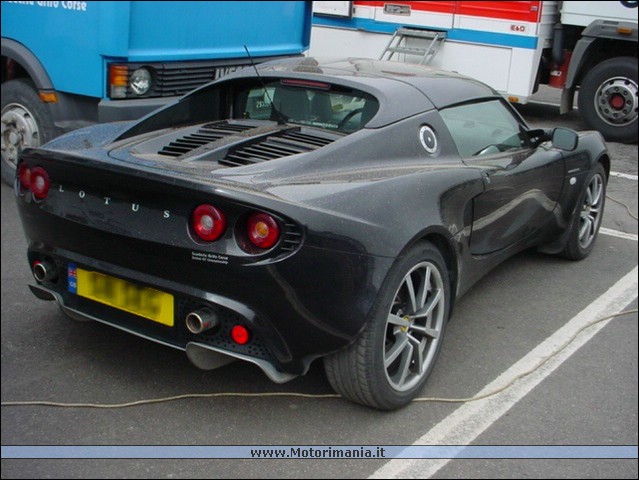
[234,56,501,114]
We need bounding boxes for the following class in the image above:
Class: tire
[1,79,56,185]
[324,242,451,410]
[577,57,638,144]
[560,163,607,260]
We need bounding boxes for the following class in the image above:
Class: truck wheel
[1,79,56,185]
[323,242,450,410]
[578,57,637,144]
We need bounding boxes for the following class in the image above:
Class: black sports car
[15,57,609,410]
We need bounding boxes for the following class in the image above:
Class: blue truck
[1,0,312,183]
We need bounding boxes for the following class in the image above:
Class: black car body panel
[15,58,610,385]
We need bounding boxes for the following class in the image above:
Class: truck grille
[120,56,295,98]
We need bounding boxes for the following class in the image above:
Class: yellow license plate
[68,265,174,326]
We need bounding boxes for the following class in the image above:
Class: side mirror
[551,128,578,151]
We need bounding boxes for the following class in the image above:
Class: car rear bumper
[22,241,392,376]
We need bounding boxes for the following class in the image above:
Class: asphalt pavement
[1,89,637,479]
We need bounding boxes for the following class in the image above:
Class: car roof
[224,57,501,127]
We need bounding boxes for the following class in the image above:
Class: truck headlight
[130,68,152,96]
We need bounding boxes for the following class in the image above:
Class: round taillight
[18,163,31,190]
[192,204,227,242]
[30,167,50,199]
[231,325,250,345]
[247,212,280,249]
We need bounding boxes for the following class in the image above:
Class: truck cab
[1,1,312,184]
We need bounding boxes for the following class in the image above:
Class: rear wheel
[324,242,450,410]
[1,79,56,185]
[578,57,638,144]
[561,163,607,260]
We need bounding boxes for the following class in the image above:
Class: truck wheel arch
[564,20,638,92]
[2,38,54,91]
[559,20,637,142]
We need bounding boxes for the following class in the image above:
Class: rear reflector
[231,325,250,345]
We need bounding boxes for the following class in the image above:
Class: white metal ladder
[380,27,447,65]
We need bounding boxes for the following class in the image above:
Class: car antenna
[244,45,286,126]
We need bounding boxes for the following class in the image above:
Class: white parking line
[370,266,638,479]
[610,171,638,181]
[601,228,638,242]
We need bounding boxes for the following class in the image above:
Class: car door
[440,99,565,255]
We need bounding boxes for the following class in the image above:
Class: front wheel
[324,242,451,410]
[577,57,638,144]
[560,163,607,260]
[1,79,56,185]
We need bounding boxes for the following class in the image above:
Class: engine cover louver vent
[219,129,336,167]
[158,121,257,157]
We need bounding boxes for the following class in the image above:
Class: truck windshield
[233,80,379,133]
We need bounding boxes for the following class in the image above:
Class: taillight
[18,163,31,190]
[191,204,227,242]
[29,166,50,200]
[246,212,280,249]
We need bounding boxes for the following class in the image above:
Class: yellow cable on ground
[607,194,638,221]
[2,309,636,409]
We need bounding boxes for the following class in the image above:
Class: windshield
[233,80,379,133]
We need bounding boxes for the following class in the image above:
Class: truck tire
[577,57,638,144]
[1,79,56,185]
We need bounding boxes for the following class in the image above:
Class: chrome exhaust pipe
[185,307,219,334]
[33,260,56,282]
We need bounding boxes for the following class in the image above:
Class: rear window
[233,80,379,133]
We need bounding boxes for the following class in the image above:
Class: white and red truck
[310,1,637,143]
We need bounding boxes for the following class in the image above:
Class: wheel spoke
[384,331,409,368]
[388,313,410,328]
[404,274,417,313]
[408,334,426,375]
[393,342,414,387]
[412,288,442,319]
[410,323,440,340]
[590,178,603,206]
[416,266,431,312]
[585,186,593,206]
[579,216,593,242]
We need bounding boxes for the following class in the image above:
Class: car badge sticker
[419,125,438,154]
